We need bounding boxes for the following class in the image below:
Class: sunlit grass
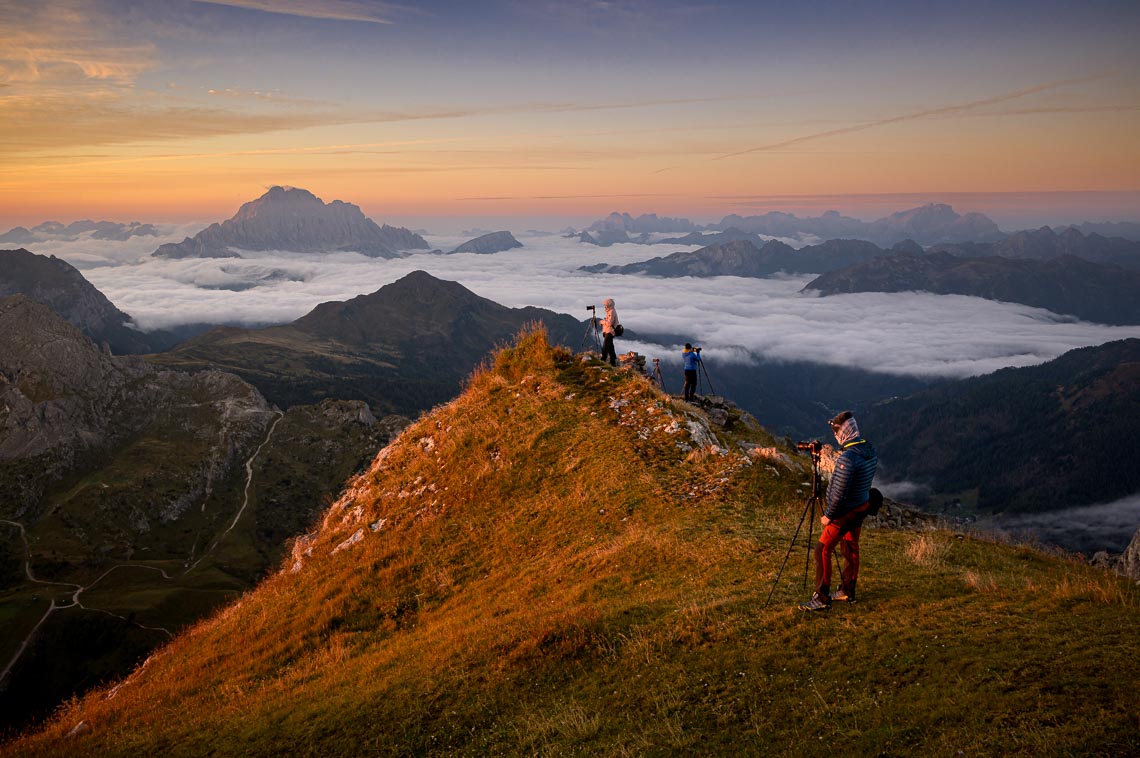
[6,327,1139,756]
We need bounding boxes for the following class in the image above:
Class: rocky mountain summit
[0,248,162,354]
[152,186,429,259]
[450,230,523,254]
[804,251,1140,325]
[150,270,585,418]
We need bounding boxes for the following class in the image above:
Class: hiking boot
[798,592,830,612]
[833,588,856,603]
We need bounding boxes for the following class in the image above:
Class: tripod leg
[763,495,815,608]
[700,362,715,395]
[804,496,816,590]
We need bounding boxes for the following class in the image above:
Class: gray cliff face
[152,186,430,259]
[450,231,523,254]
[0,296,273,520]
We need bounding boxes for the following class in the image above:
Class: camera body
[586,305,596,312]
[796,439,822,453]
[694,346,701,353]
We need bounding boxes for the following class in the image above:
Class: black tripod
[652,358,666,393]
[696,353,715,397]
[580,307,602,354]
[764,440,827,607]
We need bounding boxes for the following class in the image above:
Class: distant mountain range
[1059,221,1140,241]
[0,220,159,244]
[713,203,1005,247]
[0,248,174,354]
[152,186,429,259]
[580,203,1008,247]
[864,338,1140,515]
[581,238,904,277]
[148,271,586,418]
[805,251,1140,325]
[931,226,1140,269]
[587,211,700,234]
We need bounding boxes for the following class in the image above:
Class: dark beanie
[829,410,853,429]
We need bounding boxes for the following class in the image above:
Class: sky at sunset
[2,0,1139,231]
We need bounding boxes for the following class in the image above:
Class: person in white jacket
[600,298,618,366]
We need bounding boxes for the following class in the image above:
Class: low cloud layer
[22,231,1140,379]
[971,494,1140,555]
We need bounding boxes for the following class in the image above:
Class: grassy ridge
[7,329,1138,755]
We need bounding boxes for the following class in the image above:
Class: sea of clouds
[25,227,1140,379]
[971,493,1140,555]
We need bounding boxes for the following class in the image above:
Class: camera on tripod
[693,346,701,353]
[586,305,596,313]
[796,439,822,453]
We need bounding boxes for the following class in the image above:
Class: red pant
[814,502,870,597]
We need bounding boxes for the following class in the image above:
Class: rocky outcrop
[0,248,158,353]
[152,186,429,259]
[450,231,523,254]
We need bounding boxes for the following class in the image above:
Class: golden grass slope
[6,327,1139,756]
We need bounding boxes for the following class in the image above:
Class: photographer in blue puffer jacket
[800,410,878,612]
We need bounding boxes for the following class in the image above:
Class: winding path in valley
[0,409,285,688]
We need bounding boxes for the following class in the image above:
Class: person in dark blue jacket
[800,410,878,612]
[681,343,702,401]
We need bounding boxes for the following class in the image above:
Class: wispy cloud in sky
[711,75,1110,162]
[0,3,155,86]
[0,91,741,155]
[188,0,409,25]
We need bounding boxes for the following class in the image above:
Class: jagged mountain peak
[152,187,429,259]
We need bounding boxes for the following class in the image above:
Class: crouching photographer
[800,410,878,612]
